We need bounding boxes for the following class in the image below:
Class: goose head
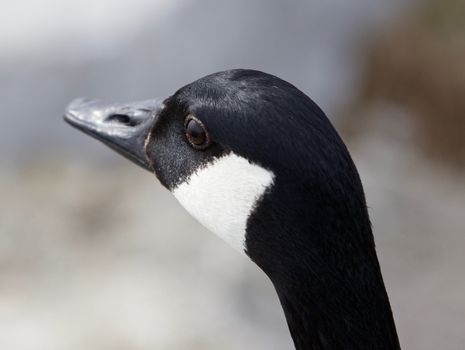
[65,69,400,350]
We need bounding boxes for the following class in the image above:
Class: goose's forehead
[172,152,275,253]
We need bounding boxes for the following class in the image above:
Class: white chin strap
[172,152,275,253]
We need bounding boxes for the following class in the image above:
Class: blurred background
[1,0,464,349]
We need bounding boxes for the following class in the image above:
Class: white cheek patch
[172,152,274,253]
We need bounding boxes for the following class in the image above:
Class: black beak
[64,98,163,171]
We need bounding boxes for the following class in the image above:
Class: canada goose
[64,69,401,349]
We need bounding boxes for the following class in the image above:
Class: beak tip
[63,97,98,126]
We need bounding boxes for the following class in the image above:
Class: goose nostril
[106,114,139,126]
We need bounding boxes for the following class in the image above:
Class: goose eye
[184,115,210,149]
